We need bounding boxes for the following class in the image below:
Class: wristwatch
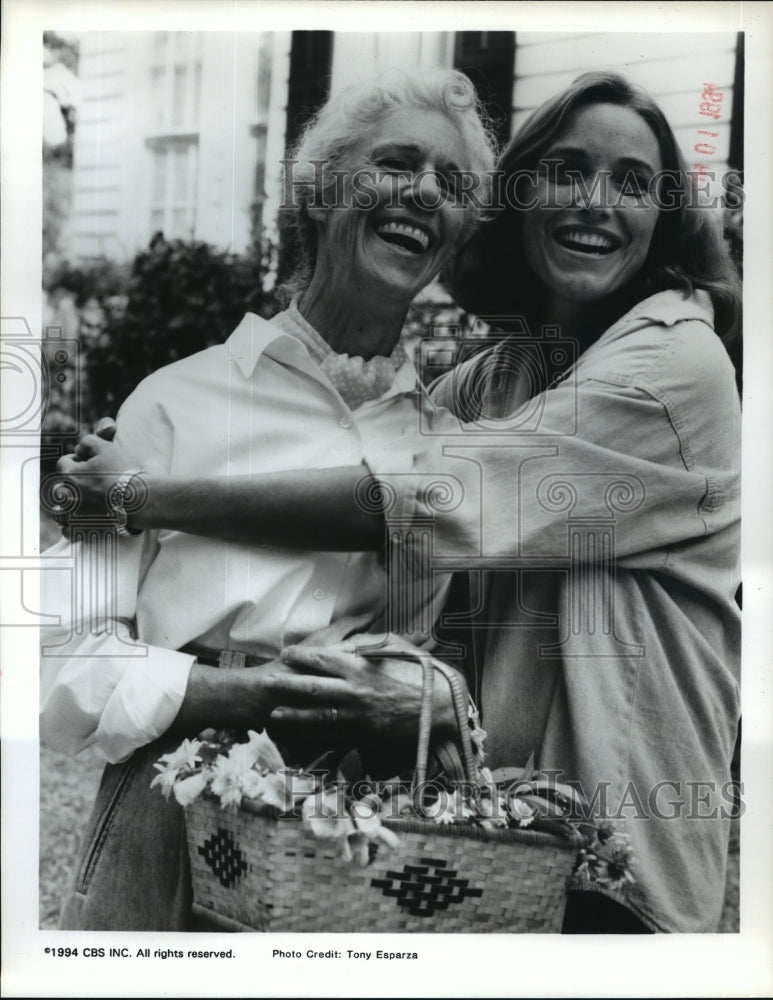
[109,469,144,536]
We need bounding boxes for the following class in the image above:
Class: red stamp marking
[693,83,724,172]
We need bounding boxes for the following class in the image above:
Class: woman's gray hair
[279,68,498,299]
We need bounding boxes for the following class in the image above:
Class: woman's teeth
[555,230,615,255]
[375,221,430,253]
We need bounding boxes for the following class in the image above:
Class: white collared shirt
[40,310,446,763]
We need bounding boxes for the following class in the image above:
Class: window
[150,31,202,131]
[147,32,203,239]
[149,138,198,239]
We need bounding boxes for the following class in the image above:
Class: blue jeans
[59,735,196,931]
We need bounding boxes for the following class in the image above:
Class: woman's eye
[553,160,583,184]
[613,171,650,195]
[378,157,412,171]
[435,172,453,195]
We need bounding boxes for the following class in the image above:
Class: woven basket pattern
[186,796,581,932]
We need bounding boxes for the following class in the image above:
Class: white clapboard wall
[511,32,739,182]
[70,31,290,263]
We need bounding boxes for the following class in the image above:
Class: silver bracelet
[109,468,145,536]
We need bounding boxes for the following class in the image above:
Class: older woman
[41,68,496,930]
[52,73,741,933]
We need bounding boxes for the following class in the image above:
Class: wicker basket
[183,649,584,932]
[186,795,583,932]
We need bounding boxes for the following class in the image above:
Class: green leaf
[513,793,568,819]
[337,749,365,786]
[489,766,530,785]
[530,780,589,810]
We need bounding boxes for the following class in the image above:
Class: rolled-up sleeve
[363,373,734,568]
[39,383,196,763]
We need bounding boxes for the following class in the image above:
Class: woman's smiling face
[309,106,477,305]
[520,102,663,310]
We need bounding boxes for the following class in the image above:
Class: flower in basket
[430,788,476,825]
[572,820,637,893]
[172,771,209,807]
[152,715,637,884]
[150,738,203,799]
[151,728,408,868]
[301,789,400,866]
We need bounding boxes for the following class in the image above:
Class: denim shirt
[388,290,741,931]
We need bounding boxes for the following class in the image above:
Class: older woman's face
[309,107,476,303]
[519,103,662,308]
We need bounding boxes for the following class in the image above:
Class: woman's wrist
[126,472,161,531]
[170,663,276,736]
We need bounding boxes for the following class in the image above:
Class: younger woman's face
[519,102,663,311]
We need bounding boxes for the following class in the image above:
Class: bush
[85,234,278,416]
[41,235,278,480]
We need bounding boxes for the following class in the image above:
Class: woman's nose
[575,172,609,212]
[404,168,445,210]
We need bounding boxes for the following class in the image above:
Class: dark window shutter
[453,32,516,147]
[728,32,744,176]
[284,31,334,153]
[278,31,334,285]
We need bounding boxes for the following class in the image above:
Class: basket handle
[354,643,477,813]
[413,654,478,811]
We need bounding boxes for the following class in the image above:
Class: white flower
[150,738,203,798]
[346,832,372,867]
[508,796,536,828]
[301,789,351,842]
[300,789,401,863]
[250,772,291,812]
[150,766,180,800]
[158,738,203,772]
[351,803,401,850]
[475,793,509,829]
[172,771,208,807]
[285,771,318,809]
[430,789,474,825]
[211,754,246,808]
[243,729,285,772]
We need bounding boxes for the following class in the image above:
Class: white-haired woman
[42,69,495,930]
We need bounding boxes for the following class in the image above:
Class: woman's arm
[54,432,384,550]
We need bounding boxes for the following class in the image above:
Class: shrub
[41,235,278,479]
[85,234,278,416]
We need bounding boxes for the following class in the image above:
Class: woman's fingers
[294,615,374,649]
[55,454,80,475]
[281,643,364,677]
[94,417,117,440]
[74,433,112,461]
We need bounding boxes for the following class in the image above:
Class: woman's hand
[52,421,144,524]
[268,632,461,741]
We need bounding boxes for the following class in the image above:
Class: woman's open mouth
[374,220,432,255]
[553,228,620,257]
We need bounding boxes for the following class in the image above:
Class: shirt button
[312,588,327,600]
[339,416,353,429]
